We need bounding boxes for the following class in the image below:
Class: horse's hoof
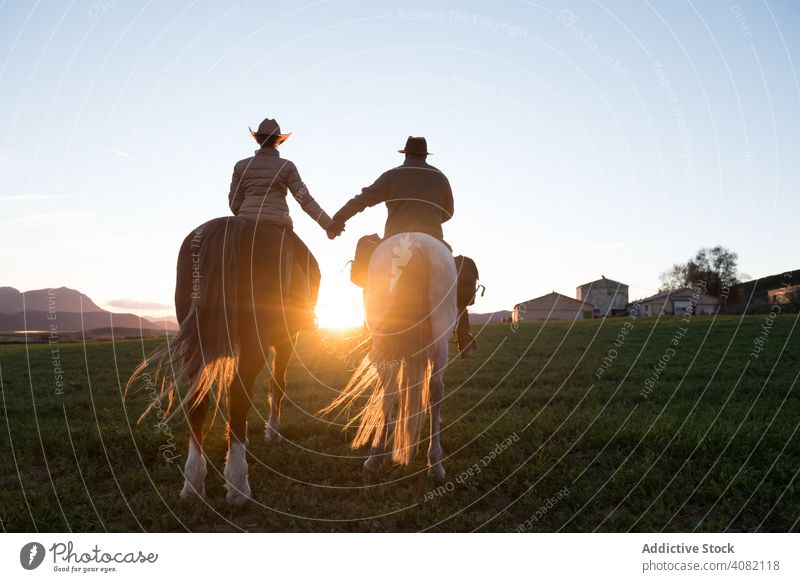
[363,456,384,476]
[226,494,250,508]
[182,439,207,501]
[226,486,251,508]
[459,343,478,359]
[427,464,446,483]
[264,426,282,445]
[224,441,250,507]
[179,483,206,501]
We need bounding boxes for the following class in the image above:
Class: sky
[1,0,799,327]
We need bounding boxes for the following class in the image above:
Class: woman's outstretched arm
[285,161,333,230]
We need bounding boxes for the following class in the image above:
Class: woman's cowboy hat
[398,136,432,155]
[249,118,291,144]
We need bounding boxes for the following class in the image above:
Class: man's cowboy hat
[249,118,291,144]
[398,136,432,155]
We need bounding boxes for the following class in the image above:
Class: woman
[228,118,334,330]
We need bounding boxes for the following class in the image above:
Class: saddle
[454,255,482,308]
[350,233,382,288]
[350,234,482,309]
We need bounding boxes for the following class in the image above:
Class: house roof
[516,291,595,309]
[636,287,701,303]
[576,276,627,290]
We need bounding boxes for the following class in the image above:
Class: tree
[660,263,688,292]
[659,246,740,298]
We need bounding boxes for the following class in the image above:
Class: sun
[315,285,364,329]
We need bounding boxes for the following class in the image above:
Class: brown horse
[126,216,305,506]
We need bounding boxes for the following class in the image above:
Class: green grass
[0,314,798,532]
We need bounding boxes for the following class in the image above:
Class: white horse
[322,233,458,480]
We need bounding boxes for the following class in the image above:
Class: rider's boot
[455,307,477,359]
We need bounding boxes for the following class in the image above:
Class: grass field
[1,314,798,532]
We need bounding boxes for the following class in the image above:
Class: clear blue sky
[2,0,798,325]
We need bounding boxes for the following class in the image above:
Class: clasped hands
[326,218,346,240]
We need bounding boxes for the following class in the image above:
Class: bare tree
[659,263,688,292]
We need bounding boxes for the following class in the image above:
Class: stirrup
[458,336,478,359]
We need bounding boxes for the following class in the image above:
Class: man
[329,136,478,358]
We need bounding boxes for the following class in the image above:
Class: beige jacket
[228,147,332,230]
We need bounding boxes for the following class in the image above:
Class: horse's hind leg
[427,341,448,482]
[176,234,208,500]
[364,365,396,474]
[225,349,262,507]
[265,339,292,445]
[180,397,209,500]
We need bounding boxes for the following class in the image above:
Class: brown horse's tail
[125,217,245,423]
[321,241,433,465]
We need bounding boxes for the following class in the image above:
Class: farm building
[768,283,800,305]
[633,287,719,316]
[576,276,629,317]
[513,292,594,322]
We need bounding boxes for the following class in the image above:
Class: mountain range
[468,310,512,324]
[0,287,179,333]
[0,285,511,335]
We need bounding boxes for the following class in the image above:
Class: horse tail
[321,242,433,465]
[125,216,244,423]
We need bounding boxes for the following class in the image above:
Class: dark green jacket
[333,159,453,240]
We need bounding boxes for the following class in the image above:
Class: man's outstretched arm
[330,172,391,233]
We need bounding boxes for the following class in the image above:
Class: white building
[576,276,629,317]
[635,287,719,316]
[513,292,594,322]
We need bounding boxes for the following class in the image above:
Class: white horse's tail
[322,236,437,465]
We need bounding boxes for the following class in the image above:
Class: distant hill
[0,310,172,333]
[0,313,17,330]
[143,315,179,327]
[469,310,512,324]
[0,286,178,333]
[0,286,105,315]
